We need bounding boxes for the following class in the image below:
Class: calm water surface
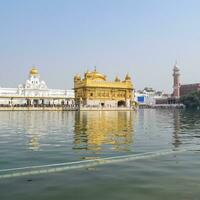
[0,110,200,200]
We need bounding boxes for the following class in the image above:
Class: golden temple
[74,68,134,109]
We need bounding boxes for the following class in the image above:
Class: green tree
[180,91,200,109]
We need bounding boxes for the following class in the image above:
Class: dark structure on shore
[180,83,200,96]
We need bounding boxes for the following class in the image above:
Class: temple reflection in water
[0,111,134,153]
[73,111,135,152]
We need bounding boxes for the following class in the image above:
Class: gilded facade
[74,69,134,108]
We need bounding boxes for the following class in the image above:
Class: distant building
[172,63,181,98]
[0,67,74,106]
[155,62,200,106]
[137,63,182,106]
[154,63,182,105]
[74,68,134,109]
[180,83,200,96]
[171,63,200,97]
[157,62,182,105]
[135,87,167,106]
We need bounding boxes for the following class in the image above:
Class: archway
[26,99,31,106]
[33,99,39,106]
[117,100,126,107]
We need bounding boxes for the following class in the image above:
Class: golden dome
[30,67,39,75]
[85,69,106,81]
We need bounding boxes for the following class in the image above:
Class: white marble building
[0,67,75,106]
[135,87,167,106]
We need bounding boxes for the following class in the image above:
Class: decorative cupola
[125,73,131,81]
[115,76,121,82]
[74,74,81,81]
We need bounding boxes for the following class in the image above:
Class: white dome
[173,64,180,71]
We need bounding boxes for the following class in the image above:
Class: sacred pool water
[0,110,200,200]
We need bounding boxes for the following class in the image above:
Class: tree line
[180,91,200,109]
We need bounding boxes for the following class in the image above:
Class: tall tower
[172,63,180,98]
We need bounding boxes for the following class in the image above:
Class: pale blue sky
[0,0,200,92]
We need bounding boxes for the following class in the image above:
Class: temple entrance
[33,99,39,106]
[117,100,126,107]
[101,103,105,107]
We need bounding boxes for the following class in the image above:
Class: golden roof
[30,67,39,75]
[85,69,106,81]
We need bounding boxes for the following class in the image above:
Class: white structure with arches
[0,67,75,106]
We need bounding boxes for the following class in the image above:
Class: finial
[94,66,97,72]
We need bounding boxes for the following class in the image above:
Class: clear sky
[0,0,200,92]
